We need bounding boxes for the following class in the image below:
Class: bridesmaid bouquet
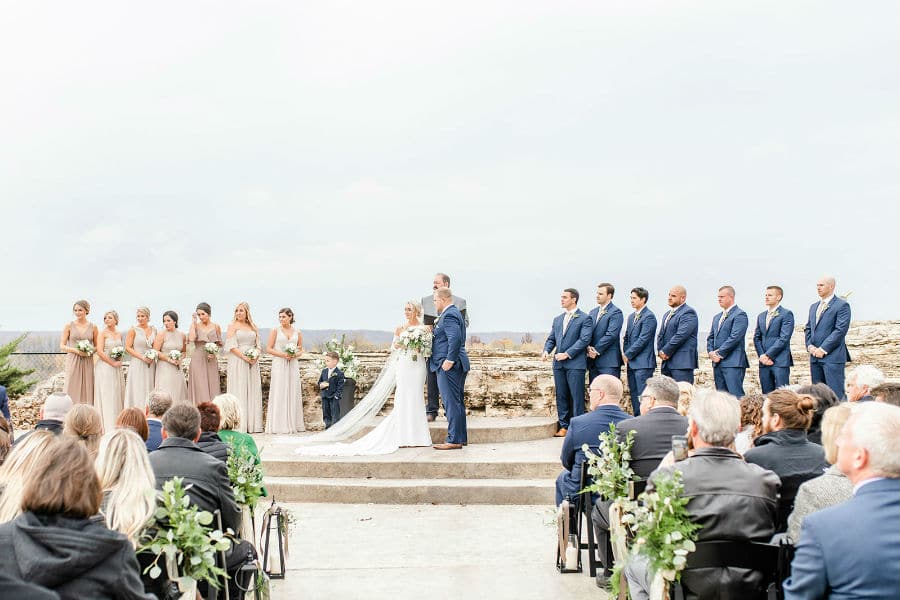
[203,342,219,355]
[168,349,183,362]
[75,340,96,356]
[244,347,260,360]
[397,326,433,361]
[144,349,159,362]
[283,342,299,357]
[109,346,125,360]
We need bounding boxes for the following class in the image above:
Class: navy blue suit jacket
[753,307,795,366]
[429,304,470,372]
[146,419,163,452]
[784,478,900,599]
[622,309,657,370]
[706,306,750,368]
[318,367,345,400]
[803,297,851,364]
[657,304,699,370]
[544,309,592,371]
[559,404,631,496]
[587,303,624,369]
[0,385,9,423]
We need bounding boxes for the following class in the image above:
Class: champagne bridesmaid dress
[124,327,157,410]
[225,328,263,433]
[189,327,221,405]
[94,333,125,431]
[157,330,189,405]
[265,329,305,434]
[64,322,96,404]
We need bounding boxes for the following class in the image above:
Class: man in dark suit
[543,288,594,437]
[318,351,345,428]
[656,285,698,384]
[586,283,624,383]
[144,390,172,452]
[753,285,795,393]
[430,287,470,450]
[555,375,630,505]
[784,402,900,599]
[591,375,689,586]
[804,276,851,399]
[706,285,750,397]
[622,287,657,416]
[422,272,468,422]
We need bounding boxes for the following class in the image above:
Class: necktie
[717,311,728,332]
[766,311,775,329]
[563,312,572,334]
[815,301,827,324]
[664,309,675,328]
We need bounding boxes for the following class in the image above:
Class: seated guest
[0,417,11,466]
[14,392,72,445]
[95,429,156,546]
[784,403,900,599]
[115,407,149,442]
[676,381,693,416]
[845,364,885,403]
[213,393,261,460]
[591,375,689,586]
[796,382,839,445]
[744,389,828,532]
[786,403,853,542]
[872,381,900,407]
[0,385,10,436]
[196,402,230,463]
[0,572,59,599]
[625,390,780,600]
[62,404,103,459]
[734,393,764,454]
[0,437,155,599]
[0,431,56,522]
[555,375,629,506]
[144,390,172,451]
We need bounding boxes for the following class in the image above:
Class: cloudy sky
[2,1,898,333]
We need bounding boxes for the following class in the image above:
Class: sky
[2,1,898,333]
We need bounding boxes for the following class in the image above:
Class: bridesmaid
[225,302,263,433]
[188,302,223,405]
[59,299,98,404]
[123,307,157,410]
[94,310,125,432]
[153,310,189,405]
[265,307,305,434]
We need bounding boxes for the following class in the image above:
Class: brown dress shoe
[433,443,464,450]
[554,428,568,438]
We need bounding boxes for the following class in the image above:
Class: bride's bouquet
[203,342,219,355]
[75,340,95,356]
[397,326,432,361]
[168,349,183,362]
[109,346,125,360]
[244,347,260,361]
[144,349,158,363]
[283,342,299,357]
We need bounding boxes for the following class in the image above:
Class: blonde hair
[234,301,257,330]
[95,429,157,546]
[677,382,694,416]
[821,403,853,465]
[406,300,424,319]
[63,404,103,458]
[0,430,56,522]
[136,306,151,318]
[73,299,91,314]
[103,310,119,325]
[213,393,242,430]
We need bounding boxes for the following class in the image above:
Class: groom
[430,287,470,450]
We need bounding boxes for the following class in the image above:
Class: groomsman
[804,276,851,399]
[586,283,624,383]
[422,272,469,422]
[622,287,657,416]
[543,288,593,437]
[753,285,795,393]
[656,285,698,384]
[706,286,749,397]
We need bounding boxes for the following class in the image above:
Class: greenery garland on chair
[581,422,636,500]
[227,444,266,510]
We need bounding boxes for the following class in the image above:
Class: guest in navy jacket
[656,285,698,384]
[753,285,795,393]
[586,283,624,383]
[706,286,750,398]
[622,287,657,416]
[804,276,851,399]
[145,390,172,452]
[543,288,593,435]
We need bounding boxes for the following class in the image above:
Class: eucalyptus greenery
[581,423,637,500]
[138,477,231,590]
[227,444,266,510]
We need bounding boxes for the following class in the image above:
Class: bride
[295,300,434,456]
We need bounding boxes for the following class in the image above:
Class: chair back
[669,540,789,600]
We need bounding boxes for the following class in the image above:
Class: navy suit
[656,304,699,384]
[803,296,851,399]
[622,308,657,416]
[587,303,624,383]
[555,403,630,505]
[784,478,900,599]
[319,367,345,428]
[146,418,163,452]
[753,307,795,393]
[429,304,470,445]
[544,309,593,429]
[706,306,750,397]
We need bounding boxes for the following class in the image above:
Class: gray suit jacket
[422,293,469,327]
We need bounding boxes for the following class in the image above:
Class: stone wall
[12,320,899,429]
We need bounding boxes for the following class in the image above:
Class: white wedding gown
[295,344,433,456]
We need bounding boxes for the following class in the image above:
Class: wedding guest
[422,272,469,422]
[845,364,885,403]
[543,288,593,436]
[115,407,149,442]
[59,299,98,405]
[13,392,72,445]
[0,385,9,434]
[622,287,657,416]
[319,351,345,429]
[225,302,263,433]
[0,417,10,465]
[676,381,694,416]
[213,393,261,461]
[734,393,764,454]
[144,390,172,452]
[0,437,155,599]
[187,302,223,405]
[0,573,59,599]
[94,310,125,433]
[744,389,827,532]
[153,310,188,405]
[656,285,699,384]
[63,404,103,459]
[95,429,157,546]
[872,381,900,407]
[265,307,305,434]
[123,307,156,411]
[804,275,851,399]
[795,382,839,445]
[196,402,230,463]
[0,430,56,522]
[786,403,853,542]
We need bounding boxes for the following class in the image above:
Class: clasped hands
[541,352,570,362]
[708,350,723,363]
[807,345,827,359]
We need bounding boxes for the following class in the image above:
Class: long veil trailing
[295,350,401,445]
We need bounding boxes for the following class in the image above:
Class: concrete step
[356,415,557,444]
[264,476,556,505]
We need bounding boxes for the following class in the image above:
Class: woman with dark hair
[59,300,98,405]
[0,437,155,599]
[196,402,230,463]
[0,416,11,466]
[796,382,840,445]
[265,307,306,433]
[115,407,149,442]
[153,310,188,404]
[188,302,223,405]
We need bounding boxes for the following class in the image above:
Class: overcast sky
[2,1,898,333]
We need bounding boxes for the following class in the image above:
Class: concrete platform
[358,415,558,444]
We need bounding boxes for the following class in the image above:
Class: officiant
[422,272,469,422]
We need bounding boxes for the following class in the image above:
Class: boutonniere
[771,310,780,318]
[570,312,580,320]
[598,309,607,317]
[821,303,829,312]
[633,313,640,323]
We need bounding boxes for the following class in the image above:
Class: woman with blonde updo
[225,302,263,433]
[265,307,305,433]
[124,307,157,410]
[0,430,56,522]
[94,309,125,431]
[60,299,98,404]
[63,404,104,459]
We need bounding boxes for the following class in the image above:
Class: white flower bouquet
[203,342,219,355]
[144,349,158,362]
[109,346,125,360]
[243,347,260,361]
[168,349,183,362]
[75,340,96,356]
[397,326,433,361]
[283,342,299,357]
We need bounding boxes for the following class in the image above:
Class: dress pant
[322,396,340,428]
[713,366,746,398]
[661,363,694,384]
[811,362,846,400]
[590,499,614,576]
[553,368,586,429]
[436,365,467,444]
[426,368,441,417]
[759,365,790,393]
[627,367,653,416]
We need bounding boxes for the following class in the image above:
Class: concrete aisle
[266,503,607,600]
